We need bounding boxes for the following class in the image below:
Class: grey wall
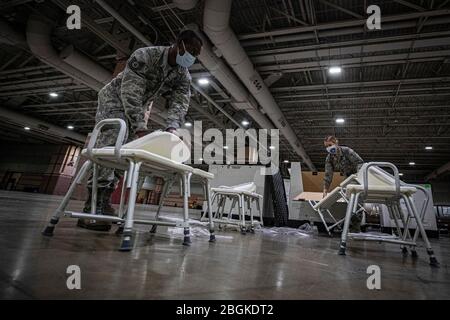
[431,181,450,205]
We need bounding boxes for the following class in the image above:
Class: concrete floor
[0,190,449,300]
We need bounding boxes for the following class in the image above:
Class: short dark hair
[177,30,203,46]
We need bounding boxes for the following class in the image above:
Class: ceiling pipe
[203,0,316,170]
[60,45,112,84]
[186,24,275,130]
[26,15,104,91]
[173,0,198,10]
[93,0,153,46]
[425,161,450,181]
[0,106,86,145]
[93,1,275,130]
[0,18,28,48]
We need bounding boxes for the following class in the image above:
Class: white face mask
[176,40,196,68]
[326,145,337,154]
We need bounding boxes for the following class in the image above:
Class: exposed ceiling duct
[93,0,153,46]
[186,24,275,130]
[60,45,112,85]
[173,0,198,11]
[0,106,86,145]
[26,15,104,91]
[425,161,450,181]
[0,18,28,48]
[203,0,316,171]
[94,0,275,131]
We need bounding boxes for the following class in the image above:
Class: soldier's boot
[77,188,115,231]
[349,214,362,233]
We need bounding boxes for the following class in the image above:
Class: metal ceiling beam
[425,161,450,180]
[52,0,131,55]
[393,0,426,12]
[318,0,363,19]
[257,49,450,72]
[251,36,450,64]
[271,77,450,92]
[238,9,450,40]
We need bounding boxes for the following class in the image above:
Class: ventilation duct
[26,15,104,91]
[203,0,316,170]
[173,0,198,10]
[60,45,112,85]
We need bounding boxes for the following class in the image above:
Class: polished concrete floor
[0,190,449,300]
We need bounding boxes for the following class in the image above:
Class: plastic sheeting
[255,223,315,238]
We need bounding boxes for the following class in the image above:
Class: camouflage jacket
[108,46,191,131]
[323,146,364,190]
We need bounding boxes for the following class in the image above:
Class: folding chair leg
[389,204,407,254]
[116,163,135,235]
[395,203,414,253]
[317,208,332,236]
[404,195,439,267]
[42,160,93,237]
[339,192,356,255]
[247,196,255,232]
[205,179,216,242]
[150,179,173,234]
[238,195,246,234]
[182,173,191,246]
[256,197,263,226]
[119,161,142,252]
[228,197,237,220]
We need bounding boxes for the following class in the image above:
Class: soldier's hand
[165,127,177,134]
[135,130,148,138]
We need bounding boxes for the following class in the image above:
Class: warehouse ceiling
[0,0,450,180]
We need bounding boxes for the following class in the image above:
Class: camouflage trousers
[86,84,138,191]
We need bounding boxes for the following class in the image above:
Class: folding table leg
[205,179,216,242]
[150,178,173,234]
[339,192,356,255]
[119,161,142,252]
[42,160,93,236]
[256,197,263,226]
[247,196,254,232]
[389,204,407,254]
[403,195,439,267]
[182,173,191,246]
[228,197,237,220]
[115,162,135,235]
[238,195,246,234]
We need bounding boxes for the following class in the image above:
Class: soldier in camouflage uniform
[322,135,365,232]
[78,30,203,231]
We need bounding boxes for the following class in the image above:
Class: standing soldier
[78,30,203,231]
[322,135,365,232]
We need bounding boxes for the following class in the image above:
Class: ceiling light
[184,122,192,127]
[283,160,289,163]
[329,66,342,74]
[198,158,203,161]
[425,146,433,150]
[409,162,415,166]
[241,120,249,126]
[24,126,30,131]
[67,125,74,130]
[269,146,275,150]
[399,173,404,176]
[335,118,345,124]
[49,92,59,97]
[198,78,209,86]
[223,146,229,149]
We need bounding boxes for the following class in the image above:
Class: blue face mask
[176,41,196,68]
[326,145,337,154]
